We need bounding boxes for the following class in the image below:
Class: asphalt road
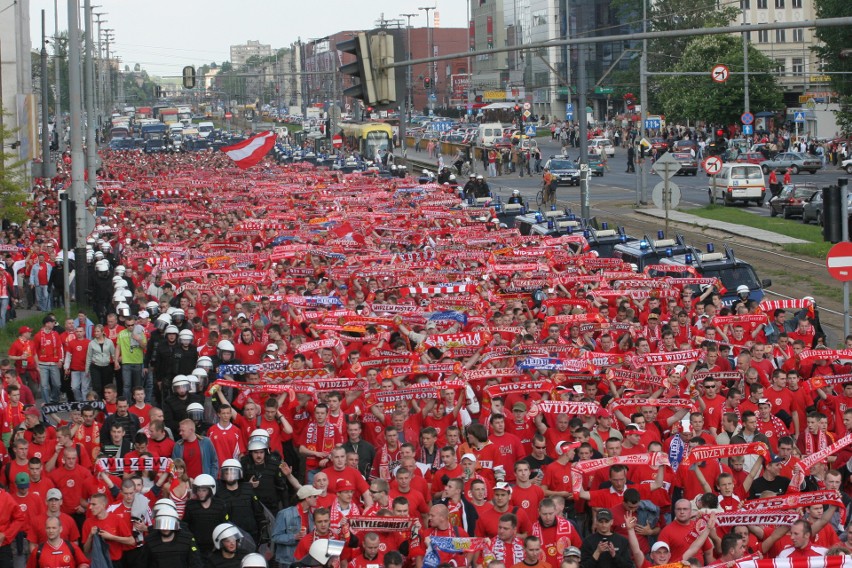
[408,137,850,215]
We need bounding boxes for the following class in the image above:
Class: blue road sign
[794,111,806,123]
[645,118,661,129]
[742,124,753,135]
[525,125,537,137]
[741,112,754,125]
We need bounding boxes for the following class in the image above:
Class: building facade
[230,40,272,69]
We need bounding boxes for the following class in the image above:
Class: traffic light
[823,185,844,243]
[513,104,521,114]
[339,32,377,105]
[182,66,196,89]
[154,85,162,98]
[424,77,431,89]
[716,128,726,139]
[338,31,396,107]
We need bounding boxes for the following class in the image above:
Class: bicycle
[535,181,557,208]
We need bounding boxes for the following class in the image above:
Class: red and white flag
[222,131,277,169]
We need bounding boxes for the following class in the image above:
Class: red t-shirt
[321,465,369,497]
[47,465,93,515]
[128,404,153,429]
[181,438,203,478]
[510,484,544,518]
[82,511,133,560]
[207,423,246,466]
[658,520,713,562]
[26,539,88,568]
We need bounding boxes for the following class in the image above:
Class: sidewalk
[635,208,810,245]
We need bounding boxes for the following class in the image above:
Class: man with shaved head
[416,504,472,567]
[657,499,714,564]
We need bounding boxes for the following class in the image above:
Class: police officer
[507,189,525,207]
[474,175,490,198]
[141,507,204,568]
[462,174,477,199]
[240,430,290,515]
[217,459,267,544]
[208,523,249,568]
[183,474,230,558]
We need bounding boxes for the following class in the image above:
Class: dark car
[672,140,697,155]
[143,138,167,154]
[585,155,605,176]
[544,157,579,186]
[768,184,819,218]
[802,191,852,225]
[671,152,698,175]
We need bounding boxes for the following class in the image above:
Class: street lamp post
[418,5,435,113]
[400,13,418,122]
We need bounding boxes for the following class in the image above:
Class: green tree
[656,35,782,124]
[0,107,33,224]
[813,0,852,134]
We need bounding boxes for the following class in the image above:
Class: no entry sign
[827,242,852,281]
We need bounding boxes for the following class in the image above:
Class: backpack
[37,540,76,566]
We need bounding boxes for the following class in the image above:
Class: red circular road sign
[711,64,729,83]
[827,242,852,281]
[332,134,343,148]
[703,156,723,175]
[224,112,233,119]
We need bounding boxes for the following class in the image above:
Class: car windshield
[549,160,574,169]
[702,265,762,291]
[793,187,818,198]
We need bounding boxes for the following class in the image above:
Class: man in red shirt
[488,414,526,483]
[657,499,713,564]
[776,520,828,558]
[63,326,90,402]
[27,516,89,568]
[7,326,37,388]
[82,493,135,562]
[33,317,63,405]
[298,404,343,481]
[48,446,94,526]
[321,446,372,508]
[207,405,246,466]
[26,488,81,551]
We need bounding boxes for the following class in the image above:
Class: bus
[339,122,393,161]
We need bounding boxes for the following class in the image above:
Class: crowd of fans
[0,147,847,568]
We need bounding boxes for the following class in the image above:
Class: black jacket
[183,498,230,553]
[138,529,203,568]
[217,482,267,542]
[580,532,633,568]
[240,451,289,514]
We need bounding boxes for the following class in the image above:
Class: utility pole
[638,0,649,205]
[742,9,750,115]
[67,0,88,307]
[84,0,97,186]
[418,6,435,113]
[93,13,106,126]
[103,28,113,115]
[577,45,590,219]
[400,13,418,122]
[40,10,52,190]
[54,0,64,152]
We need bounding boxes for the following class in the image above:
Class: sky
[28,0,468,77]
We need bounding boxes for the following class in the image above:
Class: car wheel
[783,207,791,219]
[770,206,778,217]
[846,164,852,174]
[790,165,799,174]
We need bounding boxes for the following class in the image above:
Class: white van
[198,121,215,138]
[589,138,615,157]
[478,123,505,147]
[708,163,766,206]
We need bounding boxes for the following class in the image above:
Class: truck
[136,107,153,120]
[177,106,192,126]
[160,108,180,125]
[140,122,168,141]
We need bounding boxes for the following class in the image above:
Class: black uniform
[217,482,267,543]
[183,498,230,555]
[204,550,248,568]
[240,452,289,514]
[139,529,204,568]
[163,392,203,435]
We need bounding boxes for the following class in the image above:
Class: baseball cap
[15,472,29,487]
[23,406,40,417]
[625,423,644,432]
[565,547,582,559]
[461,453,477,463]
[296,486,323,500]
[769,454,784,464]
[647,313,660,320]
[758,398,772,407]
[18,326,32,335]
[512,402,527,412]
[46,488,62,501]
[651,542,670,552]
[596,509,613,521]
[493,482,512,494]
[138,310,150,319]
[335,479,355,492]
[596,407,611,419]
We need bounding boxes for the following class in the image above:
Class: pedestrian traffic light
[424,77,431,89]
[823,185,844,243]
[514,104,521,114]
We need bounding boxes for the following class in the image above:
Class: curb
[635,208,810,245]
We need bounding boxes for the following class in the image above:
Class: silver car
[760,152,823,175]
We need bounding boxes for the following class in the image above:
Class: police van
[612,232,690,272]
[513,208,582,236]
[584,223,637,257]
[659,243,772,305]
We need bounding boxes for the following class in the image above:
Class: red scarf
[376,444,402,480]
[304,421,337,455]
[329,499,361,534]
[805,429,829,454]
[490,537,525,565]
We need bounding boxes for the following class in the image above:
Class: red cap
[335,479,355,492]
[18,326,32,335]
[596,407,611,418]
[23,407,40,417]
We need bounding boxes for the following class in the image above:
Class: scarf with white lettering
[490,537,525,566]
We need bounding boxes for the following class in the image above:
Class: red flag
[222,131,277,169]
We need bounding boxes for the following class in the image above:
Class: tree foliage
[813,0,852,134]
[657,35,782,124]
[0,107,33,224]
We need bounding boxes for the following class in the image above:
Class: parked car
[545,156,580,186]
[768,184,820,218]
[589,138,615,157]
[670,152,699,175]
[842,157,852,174]
[760,152,823,174]
[734,152,766,165]
[802,191,852,226]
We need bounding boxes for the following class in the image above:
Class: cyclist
[542,168,556,206]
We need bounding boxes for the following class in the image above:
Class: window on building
[741,0,750,8]
[792,58,804,75]
[793,28,804,42]
[775,59,786,74]
[757,0,767,7]
[532,11,548,27]
[792,0,802,7]
[758,29,769,43]
[776,29,786,42]
[774,0,784,8]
